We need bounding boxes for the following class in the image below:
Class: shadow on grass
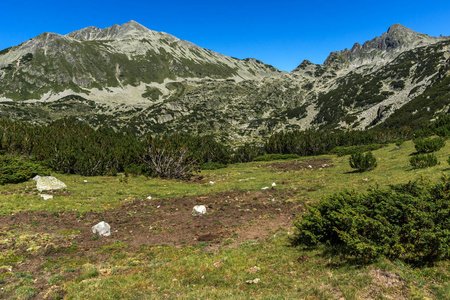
[344,170,371,174]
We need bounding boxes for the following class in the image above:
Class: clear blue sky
[1,0,449,71]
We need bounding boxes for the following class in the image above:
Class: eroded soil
[0,188,304,298]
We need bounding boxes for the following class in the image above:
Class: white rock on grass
[40,194,53,200]
[192,205,207,216]
[92,221,111,237]
[246,278,260,284]
[271,182,276,187]
[32,175,67,192]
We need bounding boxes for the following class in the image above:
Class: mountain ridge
[0,21,449,142]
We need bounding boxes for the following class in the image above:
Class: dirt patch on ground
[267,158,333,172]
[0,188,304,298]
[361,269,410,299]
[186,175,207,184]
[1,188,302,249]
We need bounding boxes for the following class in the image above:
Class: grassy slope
[1,140,449,299]
[1,140,447,214]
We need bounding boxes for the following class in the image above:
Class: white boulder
[92,221,111,237]
[192,205,207,216]
[32,176,67,192]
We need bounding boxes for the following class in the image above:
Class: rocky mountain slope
[0,22,449,142]
[0,21,279,102]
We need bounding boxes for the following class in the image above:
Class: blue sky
[1,0,449,71]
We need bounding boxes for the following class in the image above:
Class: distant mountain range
[1,21,449,142]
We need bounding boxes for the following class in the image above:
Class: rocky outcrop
[323,24,444,70]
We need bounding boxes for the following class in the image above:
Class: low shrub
[0,155,49,185]
[349,152,377,172]
[140,146,199,179]
[413,137,446,153]
[331,144,385,156]
[253,153,300,161]
[292,178,450,264]
[231,144,265,163]
[395,139,406,147]
[410,153,438,169]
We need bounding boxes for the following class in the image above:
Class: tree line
[0,114,448,180]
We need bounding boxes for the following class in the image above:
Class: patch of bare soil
[361,269,410,300]
[0,188,304,298]
[267,158,333,172]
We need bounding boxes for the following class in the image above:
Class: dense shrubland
[264,127,411,156]
[0,119,230,179]
[0,114,448,180]
[0,155,49,185]
[292,177,450,264]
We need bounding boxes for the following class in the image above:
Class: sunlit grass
[1,140,449,215]
[62,233,450,299]
[1,139,449,299]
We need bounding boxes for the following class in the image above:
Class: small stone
[209,181,215,185]
[271,182,276,187]
[92,221,111,237]
[83,180,88,183]
[192,205,207,216]
[147,196,152,200]
[246,278,260,284]
[40,194,53,200]
[261,187,269,190]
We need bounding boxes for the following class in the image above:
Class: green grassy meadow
[1,140,449,299]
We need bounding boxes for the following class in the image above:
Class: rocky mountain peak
[66,20,154,41]
[292,59,316,72]
[323,24,442,70]
[387,23,412,34]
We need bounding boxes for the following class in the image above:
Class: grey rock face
[323,24,443,69]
